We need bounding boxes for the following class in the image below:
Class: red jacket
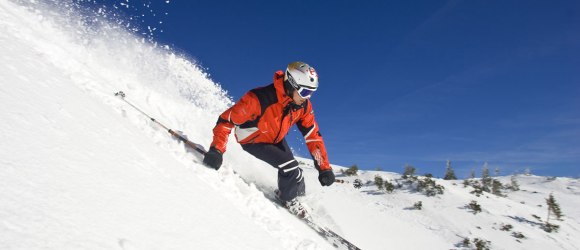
[210,70,331,171]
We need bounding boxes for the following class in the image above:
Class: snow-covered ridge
[1,1,579,249]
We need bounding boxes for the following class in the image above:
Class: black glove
[318,170,335,186]
[203,147,223,170]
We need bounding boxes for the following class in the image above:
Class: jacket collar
[273,70,293,106]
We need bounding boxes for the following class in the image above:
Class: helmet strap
[283,79,295,97]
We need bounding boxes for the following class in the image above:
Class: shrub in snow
[416,176,445,197]
[511,232,526,239]
[471,182,482,196]
[353,179,363,189]
[463,179,472,188]
[384,179,395,193]
[343,165,359,176]
[395,173,444,197]
[469,185,483,197]
[461,238,471,248]
[500,224,513,231]
[374,175,384,190]
[466,177,507,197]
[473,238,491,250]
[372,176,395,193]
[460,237,491,250]
[413,201,423,210]
[543,222,560,233]
[467,200,482,214]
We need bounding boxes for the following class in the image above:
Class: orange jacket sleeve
[297,101,332,171]
[211,92,261,153]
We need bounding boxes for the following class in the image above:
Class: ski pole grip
[168,129,207,155]
[168,129,179,138]
[168,129,189,144]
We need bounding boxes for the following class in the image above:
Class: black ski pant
[241,139,305,202]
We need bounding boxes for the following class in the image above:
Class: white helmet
[284,61,318,98]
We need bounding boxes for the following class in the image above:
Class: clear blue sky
[92,0,579,177]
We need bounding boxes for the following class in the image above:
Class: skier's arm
[211,92,261,153]
[297,101,332,172]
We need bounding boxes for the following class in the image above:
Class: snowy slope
[323,170,580,250]
[0,1,327,249]
[1,1,579,250]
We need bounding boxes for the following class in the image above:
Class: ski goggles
[287,74,317,99]
[295,85,316,99]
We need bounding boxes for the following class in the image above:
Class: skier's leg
[242,139,305,201]
[278,165,305,200]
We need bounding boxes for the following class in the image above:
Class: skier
[203,61,335,216]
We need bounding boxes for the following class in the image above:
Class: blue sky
[93,0,579,177]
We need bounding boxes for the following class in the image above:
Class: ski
[273,197,360,250]
[300,215,361,250]
[271,190,360,249]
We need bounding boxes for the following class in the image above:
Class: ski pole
[114,91,207,156]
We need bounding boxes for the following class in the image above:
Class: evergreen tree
[403,164,416,178]
[481,163,492,192]
[546,193,564,222]
[443,160,457,180]
[469,169,476,179]
[510,175,520,191]
[492,179,504,196]
[494,167,500,176]
[481,163,490,179]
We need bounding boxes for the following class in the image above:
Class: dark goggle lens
[298,87,315,98]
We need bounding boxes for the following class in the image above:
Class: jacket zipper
[273,104,292,143]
